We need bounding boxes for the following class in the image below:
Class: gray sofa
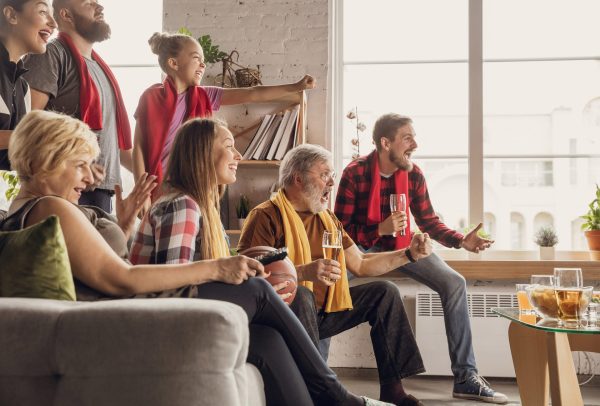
[0,297,266,406]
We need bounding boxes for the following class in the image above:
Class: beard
[72,10,111,43]
[302,179,328,214]
[389,149,414,171]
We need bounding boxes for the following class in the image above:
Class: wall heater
[415,289,518,377]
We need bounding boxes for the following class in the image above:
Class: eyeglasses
[312,171,336,183]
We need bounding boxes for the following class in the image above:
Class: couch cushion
[0,298,264,406]
[0,215,76,301]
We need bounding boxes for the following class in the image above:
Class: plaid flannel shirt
[334,151,464,251]
[130,194,204,264]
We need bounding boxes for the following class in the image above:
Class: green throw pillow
[0,215,76,300]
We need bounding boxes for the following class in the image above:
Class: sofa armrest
[0,297,253,406]
[55,298,251,406]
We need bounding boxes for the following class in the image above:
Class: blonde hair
[148,31,197,73]
[165,117,229,259]
[9,110,99,182]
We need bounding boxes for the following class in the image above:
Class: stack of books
[242,105,300,160]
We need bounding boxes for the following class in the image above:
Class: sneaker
[453,375,509,404]
[361,395,424,406]
[361,396,395,406]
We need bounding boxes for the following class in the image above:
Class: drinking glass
[554,268,583,288]
[528,275,559,319]
[530,274,555,286]
[516,284,534,314]
[322,230,343,263]
[554,268,587,327]
[389,193,407,237]
[555,286,593,328]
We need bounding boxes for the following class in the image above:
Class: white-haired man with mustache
[334,113,507,404]
[23,0,132,214]
[239,143,433,406]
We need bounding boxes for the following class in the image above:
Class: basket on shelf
[219,51,263,88]
[235,67,262,88]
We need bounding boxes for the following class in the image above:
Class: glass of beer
[389,193,407,237]
[516,284,534,314]
[555,286,593,328]
[554,268,583,288]
[322,229,343,263]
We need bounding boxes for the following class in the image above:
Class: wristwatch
[404,248,417,263]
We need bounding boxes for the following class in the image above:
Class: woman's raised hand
[115,173,157,238]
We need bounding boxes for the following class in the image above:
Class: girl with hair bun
[133,31,315,208]
[0,0,56,170]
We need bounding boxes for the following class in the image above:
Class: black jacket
[0,42,29,170]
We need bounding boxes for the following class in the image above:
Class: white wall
[163,0,329,146]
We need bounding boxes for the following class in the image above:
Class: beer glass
[322,230,343,262]
[554,268,587,327]
[516,284,534,314]
[389,193,407,237]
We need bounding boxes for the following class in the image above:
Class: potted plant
[534,225,558,260]
[581,184,600,260]
[236,194,250,230]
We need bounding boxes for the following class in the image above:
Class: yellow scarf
[271,189,352,312]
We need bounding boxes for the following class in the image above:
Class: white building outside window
[337,0,600,251]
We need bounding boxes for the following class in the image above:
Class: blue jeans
[372,248,478,382]
[319,249,478,383]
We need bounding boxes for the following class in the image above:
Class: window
[94,0,163,189]
[510,212,525,250]
[94,0,163,129]
[337,0,600,250]
[500,161,553,187]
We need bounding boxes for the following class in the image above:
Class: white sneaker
[361,396,395,406]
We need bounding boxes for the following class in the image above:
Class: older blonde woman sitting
[0,110,391,406]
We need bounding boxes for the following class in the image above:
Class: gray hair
[279,144,332,188]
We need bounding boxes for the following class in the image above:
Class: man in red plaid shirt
[335,114,507,405]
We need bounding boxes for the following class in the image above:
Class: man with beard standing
[334,113,507,404]
[23,0,131,213]
[239,144,433,406]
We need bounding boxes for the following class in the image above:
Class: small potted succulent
[534,225,558,260]
[236,194,250,230]
[581,184,600,260]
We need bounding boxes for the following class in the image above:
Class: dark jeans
[195,278,350,406]
[290,281,425,385]
[79,188,114,213]
[248,325,312,405]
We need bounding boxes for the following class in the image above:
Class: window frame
[331,0,600,253]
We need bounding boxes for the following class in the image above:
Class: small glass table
[493,307,600,406]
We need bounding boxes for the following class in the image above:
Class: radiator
[415,289,518,377]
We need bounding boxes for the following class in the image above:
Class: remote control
[255,247,288,266]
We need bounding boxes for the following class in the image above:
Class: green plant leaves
[581,184,600,231]
[178,27,229,65]
[1,171,20,201]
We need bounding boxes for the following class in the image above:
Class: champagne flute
[389,193,407,237]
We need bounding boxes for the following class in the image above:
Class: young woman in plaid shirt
[130,118,391,406]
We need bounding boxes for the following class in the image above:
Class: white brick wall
[163,0,329,146]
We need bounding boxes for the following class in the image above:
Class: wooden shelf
[238,160,281,167]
